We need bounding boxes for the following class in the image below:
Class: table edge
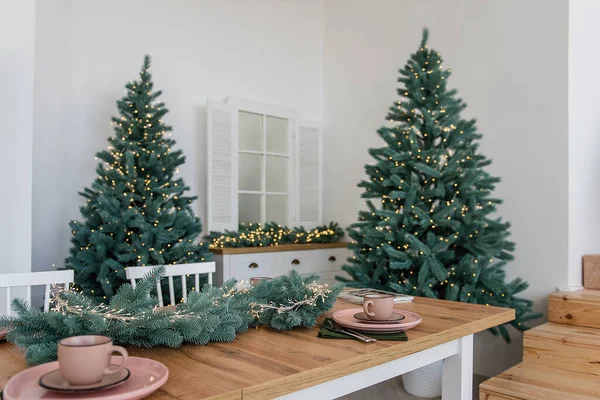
[241,307,515,399]
[209,242,348,255]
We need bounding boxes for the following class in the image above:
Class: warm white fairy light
[50,278,329,325]
[229,280,252,294]
[50,284,137,322]
[249,281,331,318]
[209,224,339,249]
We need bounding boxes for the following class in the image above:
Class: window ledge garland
[206,221,344,249]
[0,267,343,365]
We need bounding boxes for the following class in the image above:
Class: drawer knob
[291,259,301,265]
[248,262,259,269]
[328,256,337,262]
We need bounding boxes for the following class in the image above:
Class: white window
[207,97,322,232]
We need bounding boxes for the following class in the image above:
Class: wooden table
[0,297,514,400]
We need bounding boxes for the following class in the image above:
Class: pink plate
[333,308,422,332]
[4,356,168,400]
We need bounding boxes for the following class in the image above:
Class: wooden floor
[480,281,600,400]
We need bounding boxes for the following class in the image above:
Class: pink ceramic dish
[3,356,168,400]
[333,308,422,332]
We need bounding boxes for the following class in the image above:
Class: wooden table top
[0,297,514,400]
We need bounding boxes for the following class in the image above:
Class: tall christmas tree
[340,30,540,340]
[66,55,213,302]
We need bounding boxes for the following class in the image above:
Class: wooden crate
[583,255,600,290]
[523,322,600,376]
[548,289,600,329]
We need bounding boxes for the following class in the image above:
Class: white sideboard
[211,242,351,286]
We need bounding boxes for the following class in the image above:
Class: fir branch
[0,268,343,365]
[206,221,344,248]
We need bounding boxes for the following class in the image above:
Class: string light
[209,224,341,249]
[249,281,331,318]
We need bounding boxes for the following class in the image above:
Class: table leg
[441,334,473,400]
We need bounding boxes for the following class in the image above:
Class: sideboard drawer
[310,249,348,273]
[275,252,312,273]
[229,254,278,282]
[315,270,350,286]
[213,243,351,285]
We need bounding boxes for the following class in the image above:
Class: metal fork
[327,319,377,343]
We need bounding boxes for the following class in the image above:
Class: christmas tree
[66,55,213,302]
[340,30,540,340]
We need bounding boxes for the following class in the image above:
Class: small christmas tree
[340,30,540,340]
[66,55,213,302]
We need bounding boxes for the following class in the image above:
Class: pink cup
[363,294,394,321]
[58,335,128,386]
[250,277,272,285]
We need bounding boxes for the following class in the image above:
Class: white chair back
[0,270,74,315]
[125,262,216,307]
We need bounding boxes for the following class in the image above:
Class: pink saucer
[4,356,168,400]
[333,308,422,332]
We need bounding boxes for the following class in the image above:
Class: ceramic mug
[250,277,272,285]
[58,335,128,386]
[363,294,394,321]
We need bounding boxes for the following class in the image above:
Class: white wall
[323,0,569,377]
[568,0,600,290]
[0,0,35,271]
[32,0,324,272]
[0,0,35,312]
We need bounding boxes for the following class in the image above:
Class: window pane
[239,153,262,191]
[239,194,262,224]
[238,111,263,151]
[266,155,288,192]
[266,195,288,225]
[266,116,289,154]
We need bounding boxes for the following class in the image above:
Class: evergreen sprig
[250,272,339,330]
[206,221,344,248]
[0,267,343,365]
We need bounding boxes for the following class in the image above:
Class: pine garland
[207,221,344,249]
[0,268,342,366]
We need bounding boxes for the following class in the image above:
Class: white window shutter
[295,119,322,229]
[207,99,237,232]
